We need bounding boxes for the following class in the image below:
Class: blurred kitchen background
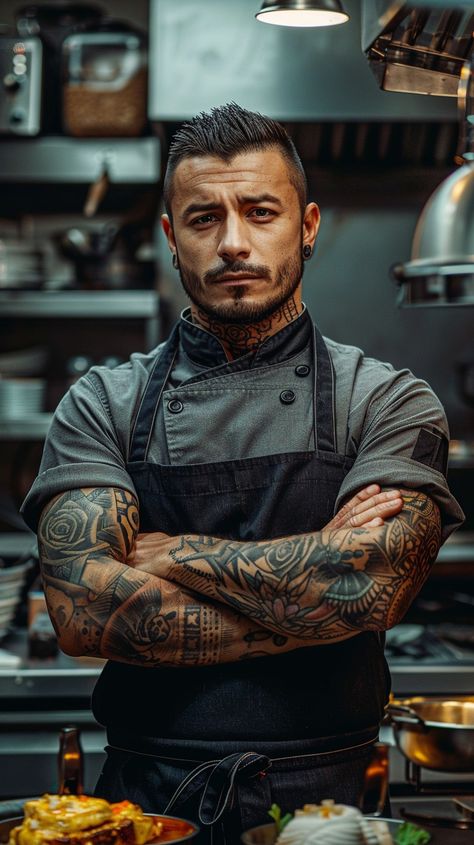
[0,0,473,808]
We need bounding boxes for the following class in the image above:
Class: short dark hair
[163,103,307,219]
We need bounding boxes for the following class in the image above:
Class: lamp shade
[392,163,474,307]
[255,0,349,28]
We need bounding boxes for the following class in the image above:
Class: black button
[280,390,296,405]
[167,399,183,414]
[295,364,310,377]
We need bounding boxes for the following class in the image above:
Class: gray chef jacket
[22,306,464,540]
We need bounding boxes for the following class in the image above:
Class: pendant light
[255,0,349,28]
[392,59,474,307]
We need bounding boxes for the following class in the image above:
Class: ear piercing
[303,245,312,260]
[172,254,179,269]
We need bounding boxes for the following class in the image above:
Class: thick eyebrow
[181,193,283,221]
[181,201,218,221]
[237,193,283,208]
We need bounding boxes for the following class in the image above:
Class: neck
[191,296,303,361]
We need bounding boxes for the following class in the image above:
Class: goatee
[177,247,304,325]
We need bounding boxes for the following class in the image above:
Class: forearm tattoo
[166,492,441,642]
[38,488,295,666]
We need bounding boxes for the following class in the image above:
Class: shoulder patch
[412,428,449,476]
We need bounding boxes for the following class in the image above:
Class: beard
[176,243,304,325]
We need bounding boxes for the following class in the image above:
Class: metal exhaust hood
[363,0,474,96]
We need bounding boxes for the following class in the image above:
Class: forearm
[137,491,441,643]
[38,488,303,666]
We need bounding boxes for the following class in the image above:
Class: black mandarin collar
[179,306,312,372]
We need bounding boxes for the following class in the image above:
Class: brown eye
[192,214,217,225]
[250,208,274,219]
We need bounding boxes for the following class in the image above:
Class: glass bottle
[58,726,84,795]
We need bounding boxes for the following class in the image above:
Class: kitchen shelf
[0,413,53,440]
[0,137,160,184]
[0,289,159,318]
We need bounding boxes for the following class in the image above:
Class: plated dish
[0,796,198,845]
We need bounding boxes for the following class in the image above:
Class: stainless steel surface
[389,697,474,772]
[0,290,159,318]
[412,165,474,265]
[392,161,474,306]
[0,413,53,441]
[148,0,455,121]
[0,137,159,183]
[363,1,474,96]
[0,630,103,699]
[0,36,42,135]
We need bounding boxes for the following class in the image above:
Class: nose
[216,214,251,262]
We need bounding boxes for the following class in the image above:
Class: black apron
[93,317,390,841]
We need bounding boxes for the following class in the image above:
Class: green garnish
[395,821,431,845]
[268,803,292,833]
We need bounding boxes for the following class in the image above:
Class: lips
[214,274,262,284]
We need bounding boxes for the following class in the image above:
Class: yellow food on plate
[8,796,163,845]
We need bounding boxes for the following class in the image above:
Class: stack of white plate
[0,238,44,289]
[0,560,32,640]
[0,378,46,417]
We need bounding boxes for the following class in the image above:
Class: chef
[22,104,463,844]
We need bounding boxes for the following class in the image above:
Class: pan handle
[386,704,426,728]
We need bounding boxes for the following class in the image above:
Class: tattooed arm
[37,486,311,666]
[132,491,441,643]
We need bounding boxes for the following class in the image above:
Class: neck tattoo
[193,298,302,360]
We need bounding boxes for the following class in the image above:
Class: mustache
[204,261,271,284]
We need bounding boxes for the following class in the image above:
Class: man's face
[162,148,320,324]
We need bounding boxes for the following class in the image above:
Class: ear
[161,214,177,253]
[302,202,320,250]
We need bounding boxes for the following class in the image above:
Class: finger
[336,485,381,517]
[333,490,401,526]
[349,489,402,517]
[348,498,403,527]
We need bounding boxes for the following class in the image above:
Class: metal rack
[0,137,160,184]
[0,290,160,347]
[0,290,160,440]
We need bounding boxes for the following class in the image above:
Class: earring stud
[172,254,179,270]
[303,244,312,260]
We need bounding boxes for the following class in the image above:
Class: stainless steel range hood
[363,0,474,96]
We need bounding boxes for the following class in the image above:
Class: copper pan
[388,696,474,772]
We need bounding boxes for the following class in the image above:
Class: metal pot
[388,696,474,772]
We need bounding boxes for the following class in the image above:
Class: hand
[325,484,403,530]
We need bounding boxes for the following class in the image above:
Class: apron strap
[128,322,180,462]
[163,751,271,826]
[313,324,337,454]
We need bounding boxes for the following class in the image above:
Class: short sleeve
[335,371,465,542]
[21,373,137,532]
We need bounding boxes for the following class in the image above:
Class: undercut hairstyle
[163,103,307,221]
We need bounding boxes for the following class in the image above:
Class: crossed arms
[37,484,441,667]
